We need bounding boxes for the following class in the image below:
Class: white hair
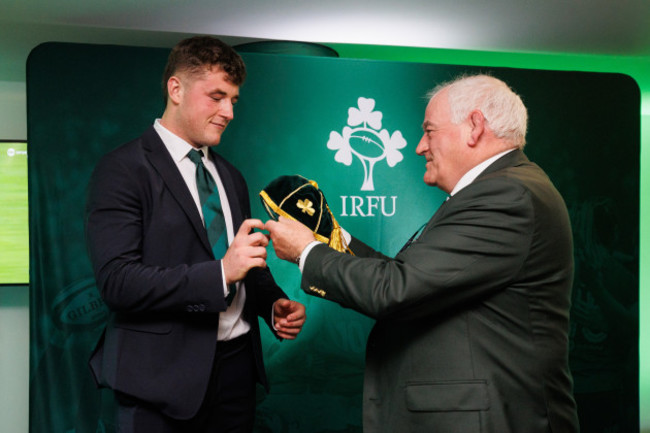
[428,74,528,148]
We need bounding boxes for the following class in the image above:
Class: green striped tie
[187,149,236,305]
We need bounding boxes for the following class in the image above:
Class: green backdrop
[27,42,639,432]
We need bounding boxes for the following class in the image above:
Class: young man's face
[171,66,240,148]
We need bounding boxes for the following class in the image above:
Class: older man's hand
[265,217,316,264]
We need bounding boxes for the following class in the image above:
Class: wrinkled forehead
[428,87,449,108]
[423,90,450,124]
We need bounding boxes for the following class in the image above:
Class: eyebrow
[422,120,433,130]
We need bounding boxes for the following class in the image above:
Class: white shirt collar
[153,119,206,162]
[450,148,516,196]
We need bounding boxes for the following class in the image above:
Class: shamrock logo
[328,97,407,191]
[296,199,315,216]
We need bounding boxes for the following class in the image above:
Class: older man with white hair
[266,74,579,433]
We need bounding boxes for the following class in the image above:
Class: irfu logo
[327,97,407,191]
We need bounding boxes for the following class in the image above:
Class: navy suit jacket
[85,126,286,420]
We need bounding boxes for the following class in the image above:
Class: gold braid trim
[259,190,331,244]
[276,179,324,233]
[260,187,353,254]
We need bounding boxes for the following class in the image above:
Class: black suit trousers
[116,333,256,433]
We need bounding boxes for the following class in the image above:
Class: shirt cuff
[271,305,277,331]
[219,261,231,297]
[298,227,351,272]
[341,227,351,245]
[298,241,321,273]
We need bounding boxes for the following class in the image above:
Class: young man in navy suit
[86,35,306,433]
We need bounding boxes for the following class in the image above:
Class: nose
[220,100,235,121]
[415,134,427,155]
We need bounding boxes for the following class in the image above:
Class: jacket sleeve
[220,155,289,329]
[85,148,228,314]
[245,266,288,332]
[301,177,533,321]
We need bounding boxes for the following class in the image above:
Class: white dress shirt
[154,119,250,341]
[449,148,516,197]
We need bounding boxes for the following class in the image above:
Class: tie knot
[187,149,205,166]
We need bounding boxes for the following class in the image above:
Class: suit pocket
[114,316,173,334]
[405,380,489,412]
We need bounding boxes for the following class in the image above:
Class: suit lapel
[418,150,528,240]
[419,199,448,237]
[141,127,213,254]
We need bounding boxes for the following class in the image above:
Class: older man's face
[415,90,466,193]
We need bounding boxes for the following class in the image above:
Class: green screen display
[0,140,28,284]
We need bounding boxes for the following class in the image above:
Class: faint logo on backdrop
[52,278,109,332]
[327,97,406,217]
[31,278,110,433]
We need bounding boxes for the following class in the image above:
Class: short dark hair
[161,35,247,102]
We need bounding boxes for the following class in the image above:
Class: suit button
[199,304,206,312]
[186,305,193,313]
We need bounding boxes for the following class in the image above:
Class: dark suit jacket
[85,126,286,420]
[302,150,579,433]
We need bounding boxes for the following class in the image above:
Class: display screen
[0,140,29,284]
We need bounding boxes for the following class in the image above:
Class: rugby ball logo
[327,97,407,191]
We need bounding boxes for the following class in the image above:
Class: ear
[167,76,183,105]
[467,110,485,147]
